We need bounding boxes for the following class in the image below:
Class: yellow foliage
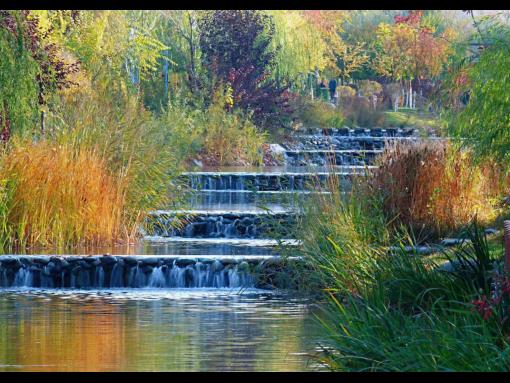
[0,140,129,249]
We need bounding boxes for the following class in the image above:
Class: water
[0,289,323,371]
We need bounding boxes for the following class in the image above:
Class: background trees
[198,10,291,126]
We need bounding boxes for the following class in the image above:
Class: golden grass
[368,140,507,239]
[0,140,130,249]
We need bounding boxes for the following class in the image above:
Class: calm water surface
[0,288,324,371]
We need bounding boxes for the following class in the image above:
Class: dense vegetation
[291,12,510,371]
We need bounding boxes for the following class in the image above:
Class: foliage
[0,10,79,140]
[374,11,453,85]
[268,10,329,83]
[0,11,40,139]
[294,97,345,129]
[295,176,390,294]
[0,139,128,249]
[297,175,510,370]
[368,140,506,240]
[447,26,510,166]
[383,110,440,128]
[341,96,385,127]
[198,10,292,127]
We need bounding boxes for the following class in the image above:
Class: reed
[369,140,507,240]
[0,140,129,249]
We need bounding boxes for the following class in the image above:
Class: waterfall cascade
[0,126,431,289]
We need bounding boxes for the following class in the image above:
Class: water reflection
[0,289,322,371]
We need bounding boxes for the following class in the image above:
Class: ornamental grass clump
[0,140,129,249]
[369,140,507,240]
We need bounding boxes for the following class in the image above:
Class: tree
[374,10,453,109]
[447,24,510,166]
[0,10,79,141]
[198,10,291,126]
[268,10,328,87]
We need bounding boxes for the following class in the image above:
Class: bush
[297,176,510,370]
[294,175,389,294]
[368,141,507,240]
[162,87,268,167]
[341,96,386,127]
[295,97,345,129]
[48,85,181,227]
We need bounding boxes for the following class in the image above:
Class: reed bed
[369,140,507,239]
[293,141,510,371]
[0,140,129,250]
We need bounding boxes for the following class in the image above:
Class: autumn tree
[0,10,79,141]
[198,10,291,127]
[374,10,453,109]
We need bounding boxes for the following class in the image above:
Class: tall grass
[295,97,345,129]
[295,153,510,371]
[161,87,268,167]
[369,140,507,240]
[0,84,182,251]
[0,140,128,249]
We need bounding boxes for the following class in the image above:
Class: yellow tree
[375,10,453,109]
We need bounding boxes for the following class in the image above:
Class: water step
[302,127,419,137]
[284,135,444,151]
[145,210,298,239]
[186,189,332,207]
[284,149,382,166]
[143,237,301,247]
[0,254,298,289]
[182,168,369,191]
[140,239,283,256]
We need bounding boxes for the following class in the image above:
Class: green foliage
[268,10,329,82]
[447,29,510,166]
[162,86,268,167]
[298,183,510,370]
[46,85,181,230]
[296,98,345,129]
[0,11,40,137]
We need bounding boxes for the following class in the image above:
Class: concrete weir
[0,254,295,289]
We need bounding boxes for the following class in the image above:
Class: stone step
[145,209,298,239]
[182,168,369,191]
[185,189,333,207]
[0,254,300,289]
[283,149,382,166]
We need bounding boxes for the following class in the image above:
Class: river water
[0,288,324,371]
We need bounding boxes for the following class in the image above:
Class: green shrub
[295,97,345,129]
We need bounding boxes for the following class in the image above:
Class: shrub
[368,140,507,240]
[198,10,292,128]
[295,97,345,129]
[162,86,269,167]
[198,87,268,166]
[294,175,389,295]
[12,83,184,250]
[341,96,385,127]
[297,177,510,371]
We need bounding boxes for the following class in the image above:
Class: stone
[101,255,117,265]
[485,228,498,236]
[124,257,138,265]
[176,258,196,267]
[32,256,51,265]
[440,238,471,247]
[140,257,161,266]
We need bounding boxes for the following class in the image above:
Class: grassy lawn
[384,109,442,129]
